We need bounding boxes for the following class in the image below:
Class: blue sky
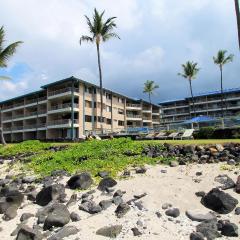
[0,0,239,104]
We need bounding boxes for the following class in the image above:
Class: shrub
[194,127,215,139]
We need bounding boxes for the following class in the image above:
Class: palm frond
[102,32,120,42]
[213,50,234,66]
[0,41,23,68]
[79,35,93,45]
[178,61,199,80]
[0,75,11,80]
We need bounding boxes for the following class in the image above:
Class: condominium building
[0,76,160,142]
[159,88,240,125]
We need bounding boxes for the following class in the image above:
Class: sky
[0,0,239,104]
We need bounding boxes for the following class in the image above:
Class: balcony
[47,119,79,129]
[48,103,79,114]
[126,104,141,110]
[48,88,79,99]
[126,114,142,121]
[142,107,152,113]
[25,97,47,106]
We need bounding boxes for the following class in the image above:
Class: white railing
[49,103,79,111]
[48,88,79,97]
[47,119,79,126]
[126,104,141,108]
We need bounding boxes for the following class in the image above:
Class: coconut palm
[235,0,240,49]
[0,26,23,145]
[213,50,234,118]
[80,8,120,132]
[143,80,159,103]
[178,61,200,116]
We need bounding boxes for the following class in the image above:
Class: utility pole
[235,0,240,49]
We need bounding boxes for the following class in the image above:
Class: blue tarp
[184,116,216,124]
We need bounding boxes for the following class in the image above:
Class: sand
[0,163,239,240]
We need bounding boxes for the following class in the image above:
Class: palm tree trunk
[96,42,104,134]
[220,65,224,118]
[0,128,6,145]
[149,93,151,104]
[235,0,240,50]
[189,79,196,117]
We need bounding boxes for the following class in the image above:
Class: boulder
[96,225,122,238]
[67,173,93,190]
[3,205,18,221]
[214,175,235,190]
[196,219,221,239]
[16,225,43,240]
[131,227,142,236]
[97,177,117,191]
[97,171,109,178]
[135,167,147,174]
[43,203,70,230]
[201,188,238,214]
[115,203,130,218]
[99,200,112,210]
[48,226,78,240]
[236,175,240,193]
[79,201,102,214]
[70,212,81,222]
[186,210,216,222]
[169,161,179,167]
[235,207,240,215]
[190,232,205,240]
[165,208,180,218]
[36,184,65,206]
[221,222,238,237]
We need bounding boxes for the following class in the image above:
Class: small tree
[213,50,234,117]
[178,61,200,116]
[80,8,120,133]
[0,26,23,145]
[143,80,159,103]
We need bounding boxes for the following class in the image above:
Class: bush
[194,127,215,139]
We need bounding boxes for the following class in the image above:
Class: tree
[80,8,120,133]
[213,50,234,118]
[0,26,23,145]
[143,80,159,103]
[178,61,200,116]
[235,0,240,49]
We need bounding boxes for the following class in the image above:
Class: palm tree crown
[143,80,159,103]
[80,8,120,45]
[178,61,200,116]
[0,26,23,80]
[213,50,234,67]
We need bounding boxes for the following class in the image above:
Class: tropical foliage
[213,50,234,117]
[143,80,159,103]
[178,61,200,116]
[80,9,120,131]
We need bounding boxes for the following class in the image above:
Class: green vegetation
[1,138,240,178]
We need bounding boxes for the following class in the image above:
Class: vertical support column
[111,92,113,132]
[124,98,127,132]
[140,100,143,128]
[91,87,95,132]
[82,84,86,135]
[71,80,74,140]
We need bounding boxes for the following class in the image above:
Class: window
[106,93,112,100]
[118,108,124,115]
[118,98,123,103]
[118,120,124,126]
[85,100,92,108]
[85,115,92,122]
[107,118,112,125]
[106,106,112,112]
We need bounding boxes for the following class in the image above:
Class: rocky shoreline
[0,143,240,239]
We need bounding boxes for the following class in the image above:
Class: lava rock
[235,207,240,215]
[115,203,130,218]
[195,191,206,198]
[43,203,70,230]
[20,213,34,222]
[67,173,93,190]
[190,232,205,240]
[131,227,142,236]
[221,222,238,237]
[3,205,18,220]
[96,225,122,238]
[214,174,235,190]
[201,188,238,214]
[97,177,117,191]
[36,184,65,206]
[16,225,43,240]
[79,201,102,214]
[135,167,147,174]
[165,208,180,218]
[99,200,112,210]
[186,210,216,222]
[48,226,78,240]
[70,212,81,222]
[22,176,36,184]
[112,196,123,205]
[196,219,221,240]
[97,171,109,178]
[236,175,240,193]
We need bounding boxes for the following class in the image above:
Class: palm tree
[235,0,240,49]
[178,61,200,116]
[143,80,159,103]
[213,50,234,118]
[0,26,23,145]
[80,8,120,132]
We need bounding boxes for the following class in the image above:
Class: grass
[1,138,240,178]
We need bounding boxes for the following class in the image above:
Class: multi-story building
[0,76,160,142]
[159,88,240,125]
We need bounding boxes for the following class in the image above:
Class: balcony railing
[126,114,142,119]
[126,104,141,108]
[49,103,79,111]
[48,88,79,97]
[47,119,79,126]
